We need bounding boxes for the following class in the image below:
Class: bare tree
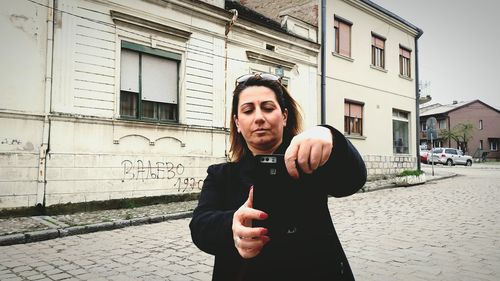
[439,122,475,153]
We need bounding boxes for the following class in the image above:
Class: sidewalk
[0,167,456,246]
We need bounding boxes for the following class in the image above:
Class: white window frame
[392,109,410,154]
[490,139,498,151]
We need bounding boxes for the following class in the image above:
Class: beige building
[239,0,423,176]
[0,0,319,209]
[325,0,423,175]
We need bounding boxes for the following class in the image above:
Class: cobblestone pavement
[0,166,454,240]
[331,163,500,281]
[0,163,499,280]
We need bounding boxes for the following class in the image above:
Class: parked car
[420,149,430,164]
[428,148,473,166]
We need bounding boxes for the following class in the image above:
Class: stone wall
[362,155,416,178]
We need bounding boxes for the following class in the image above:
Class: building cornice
[110,10,192,40]
[246,51,296,70]
[343,0,421,37]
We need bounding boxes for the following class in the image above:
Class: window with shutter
[334,17,352,57]
[120,42,180,122]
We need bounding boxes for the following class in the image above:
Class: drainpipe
[320,0,326,124]
[415,28,423,171]
[36,0,55,209]
[224,9,238,158]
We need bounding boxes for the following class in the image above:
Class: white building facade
[0,0,319,209]
[323,0,422,176]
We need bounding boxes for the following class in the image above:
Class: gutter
[415,28,424,171]
[320,0,326,123]
[36,0,55,208]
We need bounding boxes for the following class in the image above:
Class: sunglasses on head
[235,73,282,87]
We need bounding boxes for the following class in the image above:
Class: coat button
[286,226,297,234]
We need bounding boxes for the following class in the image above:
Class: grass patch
[397,169,424,177]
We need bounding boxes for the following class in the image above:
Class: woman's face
[234,86,288,155]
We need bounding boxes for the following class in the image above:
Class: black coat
[189,126,367,281]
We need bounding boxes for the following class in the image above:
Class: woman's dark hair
[229,75,303,162]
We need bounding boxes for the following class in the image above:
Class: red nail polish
[259,213,268,219]
[261,228,268,235]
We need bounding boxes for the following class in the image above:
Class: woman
[189,73,367,280]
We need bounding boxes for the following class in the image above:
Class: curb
[361,173,457,193]
[0,211,193,247]
[426,173,458,182]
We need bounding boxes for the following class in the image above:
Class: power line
[25,0,250,64]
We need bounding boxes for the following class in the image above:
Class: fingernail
[261,228,268,235]
[263,236,271,244]
[259,212,268,219]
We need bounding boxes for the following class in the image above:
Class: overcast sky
[371,0,500,110]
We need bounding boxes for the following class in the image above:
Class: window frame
[438,119,447,129]
[119,41,181,123]
[371,33,386,69]
[344,100,364,136]
[399,45,411,78]
[479,119,483,130]
[392,109,410,154]
[490,139,498,151]
[334,16,352,58]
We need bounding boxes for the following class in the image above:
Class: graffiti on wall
[121,159,204,192]
[1,138,22,145]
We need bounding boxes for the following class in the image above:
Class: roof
[225,1,286,33]
[359,0,423,36]
[227,0,422,38]
[420,100,500,117]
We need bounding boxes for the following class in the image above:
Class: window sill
[332,52,354,62]
[345,134,366,140]
[370,65,387,73]
[399,74,413,81]
[118,116,179,125]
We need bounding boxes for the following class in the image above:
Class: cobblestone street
[331,164,500,280]
[1,164,499,280]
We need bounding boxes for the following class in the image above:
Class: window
[344,101,363,135]
[490,139,498,151]
[421,122,427,132]
[399,46,411,77]
[266,44,275,51]
[479,140,483,150]
[393,109,409,154]
[120,42,180,122]
[334,17,352,57]
[445,148,457,155]
[371,34,385,68]
[479,120,483,130]
[439,119,447,129]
